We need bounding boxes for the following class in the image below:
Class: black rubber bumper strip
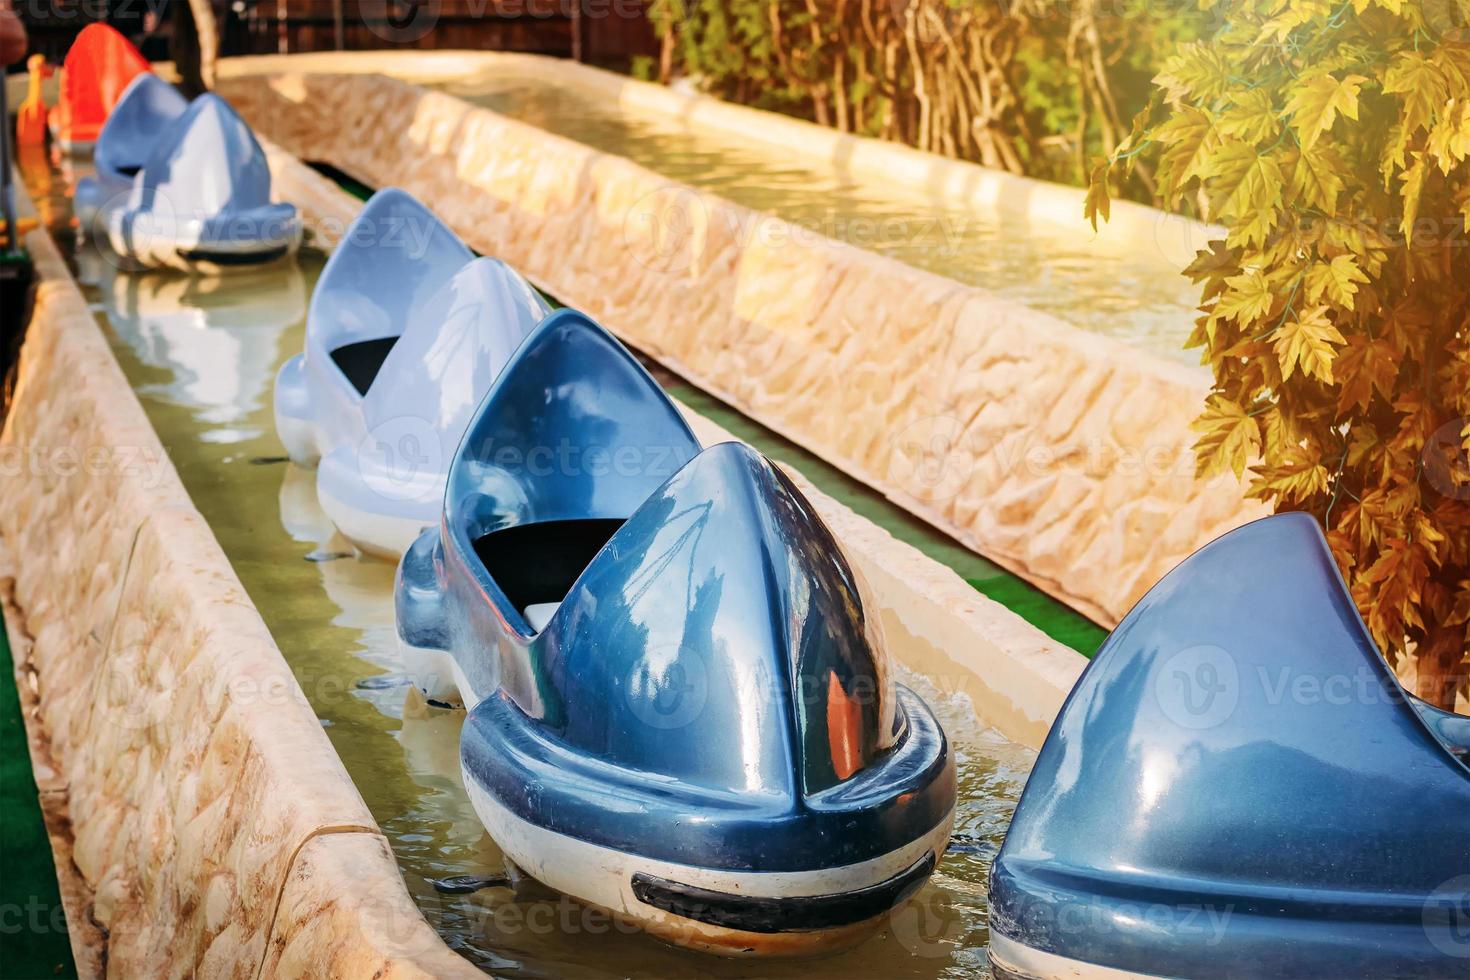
[177,245,292,266]
[629,850,937,933]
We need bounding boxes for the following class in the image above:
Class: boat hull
[106,205,303,273]
[462,771,953,956]
[398,636,468,709]
[987,931,1164,980]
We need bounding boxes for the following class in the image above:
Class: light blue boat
[104,93,302,271]
[396,308,955,954]
[988,513,1470,979]
[274,188,548,556]
[74,73,187,234]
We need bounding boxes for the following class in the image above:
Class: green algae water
[435,71,1201,366]
[32,157,1041,976]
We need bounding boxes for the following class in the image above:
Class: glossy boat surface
[396,307,703,703]
[274,188,547,556]
[76,73,189,232]
[988,512,1470,979]
[51,23,150,154]
[105,94,302,271]
[397,310,956,953]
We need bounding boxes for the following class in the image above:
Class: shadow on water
[31,156,1034,978]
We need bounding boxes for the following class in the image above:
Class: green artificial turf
[0,610,76,980]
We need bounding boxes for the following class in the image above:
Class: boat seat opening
[473,519,624,628]
[330,336,399,396]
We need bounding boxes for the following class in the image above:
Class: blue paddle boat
[104,94,302,271]
[396,309,955,954]
[274,189,547,556]
[75,72,187,233]
[988,513,1470,979]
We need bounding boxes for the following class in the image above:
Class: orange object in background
[50,23,150,152]
[16,55,51,146]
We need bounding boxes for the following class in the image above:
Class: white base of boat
[273,412,319,469]
[316,481,430,560]
[399,636,473,709]
[105,219,302,273]
[462,774,953,956]
[988,929,1164,980]
[399,603,561,709]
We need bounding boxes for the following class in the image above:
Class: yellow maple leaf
[1191,395,1262,479]
[1156,107,1218,200]
[1384,53,1447,137]
[1217,269,1276,324]
[1304,254,1371,309]
[1285,73,1367,151]
[1274,305,1346,382]
[1290,144,1345,211]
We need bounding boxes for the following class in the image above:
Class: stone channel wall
[217,59,1264,626]
[0,190,477,977]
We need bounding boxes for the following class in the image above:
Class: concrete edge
[0,176,477,977]
[212,49,1225,263]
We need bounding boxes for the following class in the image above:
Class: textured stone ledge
[213,49,1222,264]
[260,143,1086,749]
[0,184,475,977]
[218,61,1263,625]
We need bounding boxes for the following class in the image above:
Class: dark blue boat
[988,513,1470,979]
[396,309,956,954]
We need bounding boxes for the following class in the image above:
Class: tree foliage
[1092,0,1470,705]
[642,0,1205,193]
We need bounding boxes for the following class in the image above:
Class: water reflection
[99,263,306,441]
[437,74,1201,364]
